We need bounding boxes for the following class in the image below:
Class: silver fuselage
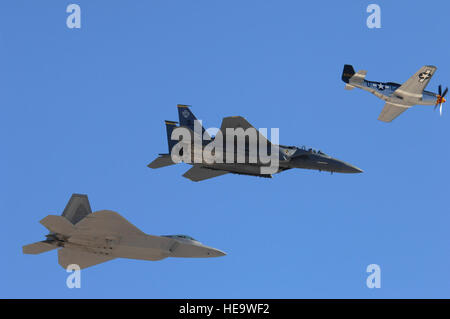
[355,80,438,106]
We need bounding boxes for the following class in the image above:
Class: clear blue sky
[1,1,449,298]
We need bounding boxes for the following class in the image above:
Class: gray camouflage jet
[342,64,447,122]
[148,105,363,182]
[23,194,226,269]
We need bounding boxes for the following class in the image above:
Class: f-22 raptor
[342,64,447,122]
[148,105,363,182]
[23,194,225,269]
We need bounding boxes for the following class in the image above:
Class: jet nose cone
[332,159,363,173]
[346,164,363,174]
[208,249,227,257]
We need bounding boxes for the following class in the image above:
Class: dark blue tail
[342,64,355,83]
[165,120,178,153]
[177,104,209,139]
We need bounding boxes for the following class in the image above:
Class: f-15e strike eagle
[23,194,225,269]
[342,64,447,122]
[148,104,362,182]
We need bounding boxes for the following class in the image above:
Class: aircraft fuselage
[355,80,438,106]
[60,232,225,261]
[178,142,362,176]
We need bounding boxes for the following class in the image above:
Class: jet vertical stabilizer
[177,104,210,139]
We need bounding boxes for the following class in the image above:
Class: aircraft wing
[74,210,145,236]
[183,165,229,182]
[394,65,437,99]
[219,116,271,145]
[58,248,115,269]
[378,101,409,122]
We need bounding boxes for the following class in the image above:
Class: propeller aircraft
[342,64,447,122]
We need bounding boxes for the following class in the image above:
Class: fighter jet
[23,194,226,269]
[342,64,447,122]
[148,104,362,182]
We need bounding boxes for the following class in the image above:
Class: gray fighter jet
[23,194,226,269]
[148,105,363,182]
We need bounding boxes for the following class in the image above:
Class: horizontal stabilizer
[40,215,75,235]
[58,248,115,270]
[342,65,366,85]
[344,84,355,90]
[148,154,175,169]
[23,240,56,255]
[183,166,229,182]
[349,70,367,85]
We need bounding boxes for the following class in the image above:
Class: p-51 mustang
[342,64,447,122]
[148,104,362,182]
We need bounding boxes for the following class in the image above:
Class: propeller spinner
[435,85,448,116]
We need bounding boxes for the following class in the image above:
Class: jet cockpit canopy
[162,234,198,241]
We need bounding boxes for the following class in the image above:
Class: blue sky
[1,0,449,298]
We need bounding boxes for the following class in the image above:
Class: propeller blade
[439,85,442,96]
[443,87,448,98]
[440,104,443,116]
